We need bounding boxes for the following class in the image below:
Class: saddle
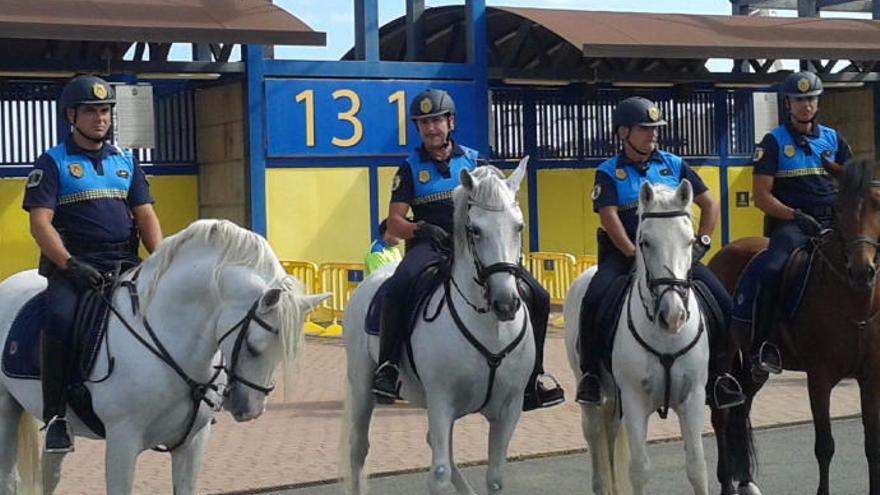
[364,258,449,337]
[731,245,814,325]
[1,274,134,437]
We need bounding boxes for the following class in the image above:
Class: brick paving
[49,320,862,494]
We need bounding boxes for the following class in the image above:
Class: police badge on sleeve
[26,169,43,188]
[591,184,602,200]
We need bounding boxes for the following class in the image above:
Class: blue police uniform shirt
[753,122,851,211]
[592,150,708,240]
[390,141,480,233]
[22,136,154,245]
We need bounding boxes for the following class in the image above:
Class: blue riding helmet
[612,96,667,131]
[59,75,116,112]
[410,89,456,121]
[781,71,823,98]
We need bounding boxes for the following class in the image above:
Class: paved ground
[279,417,869,495]
[49,321,863,494]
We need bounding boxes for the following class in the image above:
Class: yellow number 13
[331,89,363,147]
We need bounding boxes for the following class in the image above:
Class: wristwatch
[698,234,712,248]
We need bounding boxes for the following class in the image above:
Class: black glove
[692,241,710,265]
[792,209,822,237]
[415,222,450,251]
[65,257,104,291]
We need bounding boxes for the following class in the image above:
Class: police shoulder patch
[753,147,765,162]
[392,174,402,191]
[26,169,43,189]
[591,184,602,200]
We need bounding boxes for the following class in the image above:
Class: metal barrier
[526,252,576,305]
[574,255,598,278]
[281,260,319,294]
[316,262,365,321]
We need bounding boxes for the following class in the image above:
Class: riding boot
[372,296,405,404]
[41,337,73,453]
[576,301,602,406]
[521,282,565,411]
[752,284,783,377]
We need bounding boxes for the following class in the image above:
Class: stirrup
[576,372,602,406]
[371,362,400,403]
[756,341,783,374]
[710,373,746,410]
[43,415,74,454]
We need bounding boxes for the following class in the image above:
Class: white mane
[139,219,305,389]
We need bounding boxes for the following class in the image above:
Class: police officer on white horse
[22,75,163,452]
[750,71,852,375]
[575,96,745,409]
[372,88,565,411]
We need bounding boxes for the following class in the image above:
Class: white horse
[564,181,710,495]
[342,157,534,495]
[0,219,329,494]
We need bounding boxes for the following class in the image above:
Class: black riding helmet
[612,96,667,131]
[781,71,823,98]
[410,89,456,121]
[59,75,116,113]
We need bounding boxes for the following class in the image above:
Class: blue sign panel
[265,79,477,157]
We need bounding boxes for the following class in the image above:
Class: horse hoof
[489,482,502,491]
[738,482,762,495]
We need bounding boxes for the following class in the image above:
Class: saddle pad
[732,250,771,323]
[364,258,449,338]
[3,290,109,381]
[580,274,629,369]
[365,279,392,335]
[732,247,813,323]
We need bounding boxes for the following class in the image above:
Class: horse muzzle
[491,297,520,321]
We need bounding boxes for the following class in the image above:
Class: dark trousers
[377,241,551,379]
[578,245,732,375]
[759,221,811,298]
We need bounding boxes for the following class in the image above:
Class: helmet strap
[71,111,108,146]
[622,129,653,159]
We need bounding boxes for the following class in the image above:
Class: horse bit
[629,209,704,419]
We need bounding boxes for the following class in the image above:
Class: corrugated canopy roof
[503,7,880,60]
[0,0,325,46]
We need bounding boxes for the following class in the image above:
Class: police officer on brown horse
[23,75,163,452]
[371,88,564,411]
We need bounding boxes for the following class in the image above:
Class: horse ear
[639,181,654,207]
[505,155,529,193]
[259,288,282,311]
[677,179,694,207]
[460,168,476,191]
[298,292,332,313]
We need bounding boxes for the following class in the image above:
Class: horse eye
[639,239,650,249]
[469,226,482,238]
[515,223,524,233]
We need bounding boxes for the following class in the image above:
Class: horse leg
[345,365,376,495]
[621,392,652,495]
[426,403,456,495]
[807,373,836,495]
[486,404,522,494]
[581,405,611,495]
[104,433,142,495]
[858,374,880,495]
[678,395,709,495]
[711,407,737,495]
[42,453,63,495]
[170,421,212,495]
[0,388,22,495]
[448,424,477,495]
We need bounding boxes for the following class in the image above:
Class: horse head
[636,180,696,333]
[454,156,528,321]
[827,159,880,291]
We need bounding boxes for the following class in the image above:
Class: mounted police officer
[22,75,163,452]
[575,96,745,409]
[751,71,852,375]
[371,88,565,411]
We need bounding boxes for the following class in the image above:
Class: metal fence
[0,80,197,167]
[491,88,756,161]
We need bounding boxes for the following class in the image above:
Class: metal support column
[354,0,380,62]
[406,0,425,62]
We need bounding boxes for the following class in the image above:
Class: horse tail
[16,413,42,495]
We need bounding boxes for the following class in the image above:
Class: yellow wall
[267,168,372,264]
[0,175,198,279]
[534,165,725,257]
[727,166,765,240]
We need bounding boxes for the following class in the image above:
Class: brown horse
[709,159,880,495]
